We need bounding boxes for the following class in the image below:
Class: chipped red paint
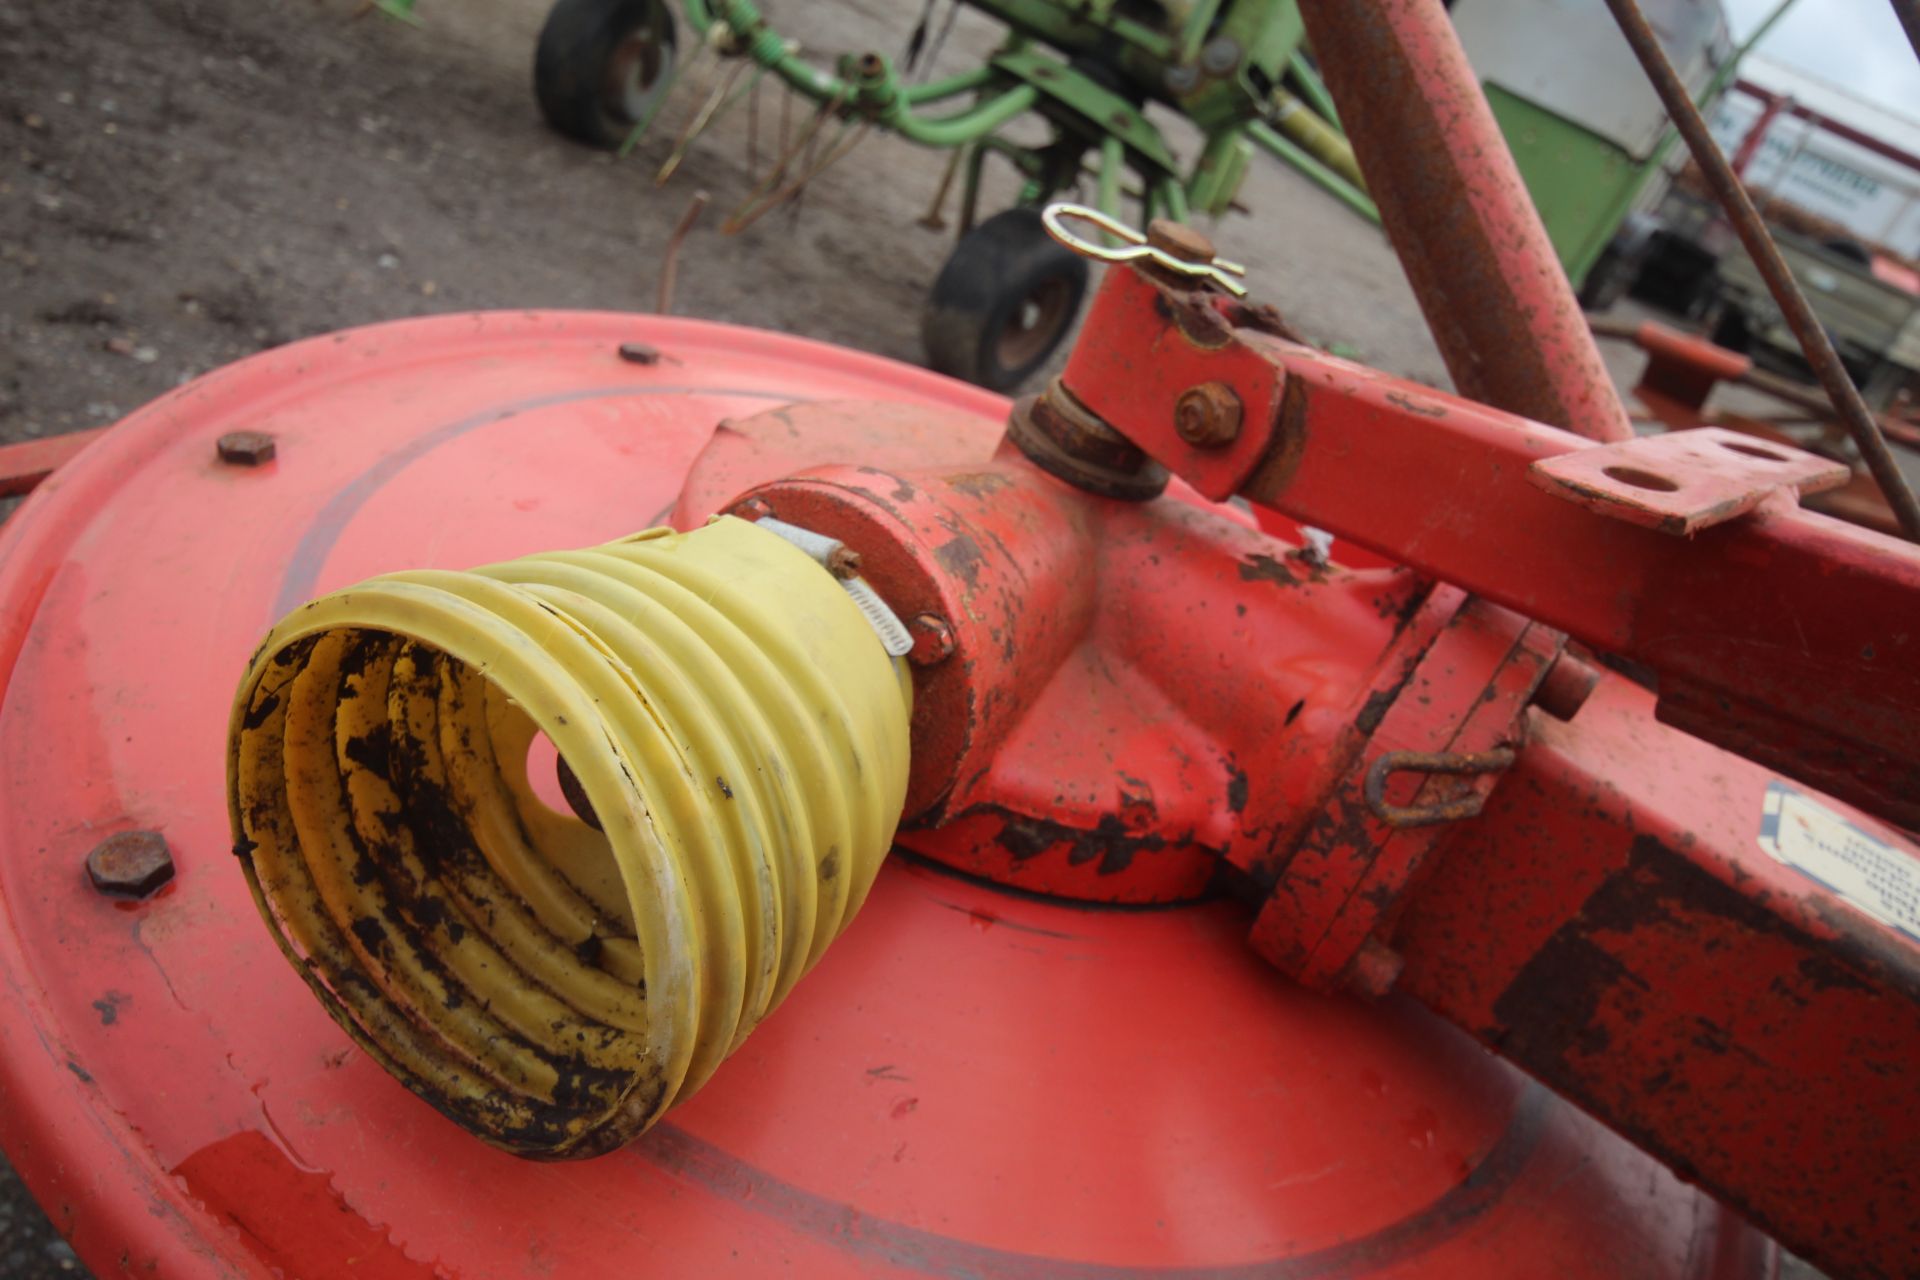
[1246,596,1560,993]
[659,279,1920,1276]
[173,1131,429,1278]
[679,401,1428,904]
[1396,678,1920,1280]
[1059,267,1288,501]
[1065,262,1920,835]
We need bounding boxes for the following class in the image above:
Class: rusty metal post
[1602,0,1920,542]
[1293,0,1634,444]
[1895,0,1920,66]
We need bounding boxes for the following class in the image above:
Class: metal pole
[1894,0,1920,66]
[1603,0,1920,541]
[1294,0,1634,443]
[657,190,711,315]
[1574,0,1798,296]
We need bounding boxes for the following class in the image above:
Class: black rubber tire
[1710,305,1752,355]
[922,207,1091,392]
[1576,247,1631,312]
[534,0,678,150]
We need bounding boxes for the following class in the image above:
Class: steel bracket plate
[1528,427,1849,535]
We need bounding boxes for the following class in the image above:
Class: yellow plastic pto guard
[228,516,912,1158]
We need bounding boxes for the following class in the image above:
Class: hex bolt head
[826,545,863,580]
[1200,35,1242,76]
[216,431,277,466]
[908,613,956,666]
[1346,937,1405,1000]
[1145,219,1217,265]
[86,830,175,899]
[617,341,662,366]
[1174,381,1244,449]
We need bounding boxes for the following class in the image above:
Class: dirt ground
[0,0,1836,1275]
[0,0,1449,459]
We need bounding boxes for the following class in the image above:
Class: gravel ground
[0,0,1848,1275]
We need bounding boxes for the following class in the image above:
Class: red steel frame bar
[1395,679,1920,1280]
[1601,0,1920,541]
[0,429,106,500]
[1733,79,1920,177]
[1293,0,1634,444]
[1052,260,1920,1277]
[1062,265,1920,833]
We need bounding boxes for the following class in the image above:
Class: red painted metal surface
[1527,426,1849,535]
[1396,677,1920,1280]
[1058,268,1287,501]
[0,312,1767,1279]
[0,427,107,498]
[1063,265,1920,835]
[1632,321,1753,418]
[1245,596,1560,993]
[1293,0,1634,444]
[1043,256,1920,1277]
[674,402,1426,905]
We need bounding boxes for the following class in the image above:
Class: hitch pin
[1040,202,1250,297]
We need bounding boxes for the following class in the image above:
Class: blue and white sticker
[1758,782,1920,941]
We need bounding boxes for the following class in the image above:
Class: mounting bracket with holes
[1526,427,1851,536]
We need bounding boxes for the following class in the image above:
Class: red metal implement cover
[0,313,1764,1279]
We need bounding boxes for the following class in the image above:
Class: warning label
[1758,783,1920,941]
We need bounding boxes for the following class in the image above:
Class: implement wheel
[923,207,1090,392]
[535,0,678,149]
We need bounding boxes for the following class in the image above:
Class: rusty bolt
[908,613,956,666]
[826,545,863,580]
[215,431,276,466]
[1146,219,1216,265]
[1174,382,1243,448]
[1346,937,1405,1000]
[732,497,774,523]
[85,830,174,899]
[617,341,662,366]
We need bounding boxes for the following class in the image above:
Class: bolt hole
[1602,465,1680,493]
[1719,440,1788,462]
[525,731,569,812]
[525,730,601,829]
